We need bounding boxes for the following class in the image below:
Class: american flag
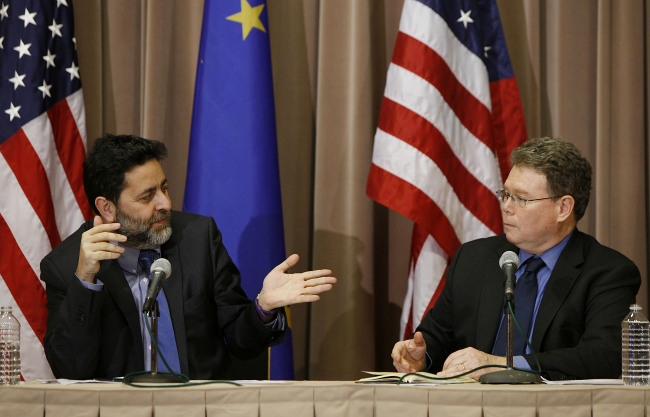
[0,0,92,380]
[366,0,527,339]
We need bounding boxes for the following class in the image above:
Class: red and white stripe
[0,89,92,380]
[367,0,526,339]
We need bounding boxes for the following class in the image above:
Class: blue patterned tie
[493,257,545,356]
[138,250,181,373]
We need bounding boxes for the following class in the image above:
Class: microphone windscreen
[499,251,520,270]
[151,258,172,279]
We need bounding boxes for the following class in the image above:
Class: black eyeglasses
[495,190,562,208]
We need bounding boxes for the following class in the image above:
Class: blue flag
[183,0,294,380]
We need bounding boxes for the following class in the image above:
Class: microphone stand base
[478,368,542,384]
[124,372,190,384]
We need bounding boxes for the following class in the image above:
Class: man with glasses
[391,137,641,381]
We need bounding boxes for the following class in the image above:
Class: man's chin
[504,230,519,246]
[152,224,172,246]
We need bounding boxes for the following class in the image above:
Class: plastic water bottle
[0,306,21,385]
[622,304,650,385]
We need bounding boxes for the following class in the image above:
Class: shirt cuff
[76,274,104,291]
[255,295,278,324]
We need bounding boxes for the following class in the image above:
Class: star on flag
[226,0,266,40]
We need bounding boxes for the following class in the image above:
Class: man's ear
[557,195,575,222]
[95,197,117,223]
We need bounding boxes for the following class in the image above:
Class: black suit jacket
[40,211,287,380]
[418,230,641,380]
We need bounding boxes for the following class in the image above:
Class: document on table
[356,371,477,385]
[542,378,624,385]
[36,379,118,385]
[39,378,293,385]
[233,380,293,385]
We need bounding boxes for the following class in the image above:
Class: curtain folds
[73,0,649,380]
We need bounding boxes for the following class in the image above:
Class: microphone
[479,250,541,384]
[499,251,520,301]
[142,258,172,313]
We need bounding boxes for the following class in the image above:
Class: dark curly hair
[83,134,168,214]
[510,137,592,221]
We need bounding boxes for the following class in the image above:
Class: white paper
[542,377,624,385]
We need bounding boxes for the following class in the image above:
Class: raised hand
[76,216,127,282]
[257,254,337,311]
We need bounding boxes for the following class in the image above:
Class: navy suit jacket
[41,211,286,380]
[418,230,641,380]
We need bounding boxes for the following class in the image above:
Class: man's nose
[155,190,172,211]
[501,195,514,214]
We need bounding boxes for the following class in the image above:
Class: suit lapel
[97,260,145,367]
[476,241,518,351]
[531,231,584,350]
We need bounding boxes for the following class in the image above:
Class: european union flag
[183,0,294,380]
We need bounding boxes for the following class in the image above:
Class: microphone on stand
[479,251,542,384]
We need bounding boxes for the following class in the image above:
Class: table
[2,380,650,417]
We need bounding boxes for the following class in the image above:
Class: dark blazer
[41,211,286,380]
[418,230,641,380]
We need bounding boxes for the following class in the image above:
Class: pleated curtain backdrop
[72,0,649,381]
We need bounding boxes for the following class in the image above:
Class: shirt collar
[116,243,161,275]
[518,232,572,272]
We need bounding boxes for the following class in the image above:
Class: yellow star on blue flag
[226,0,266,40]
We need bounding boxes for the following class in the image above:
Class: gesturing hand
[391,331,427,372]
[76,216,127,283]
[257,254,337,311]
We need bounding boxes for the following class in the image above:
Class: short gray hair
[510,137,591,221]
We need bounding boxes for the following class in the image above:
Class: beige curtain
[73,0,649,380]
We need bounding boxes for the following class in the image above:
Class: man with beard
[40,134,337,380]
